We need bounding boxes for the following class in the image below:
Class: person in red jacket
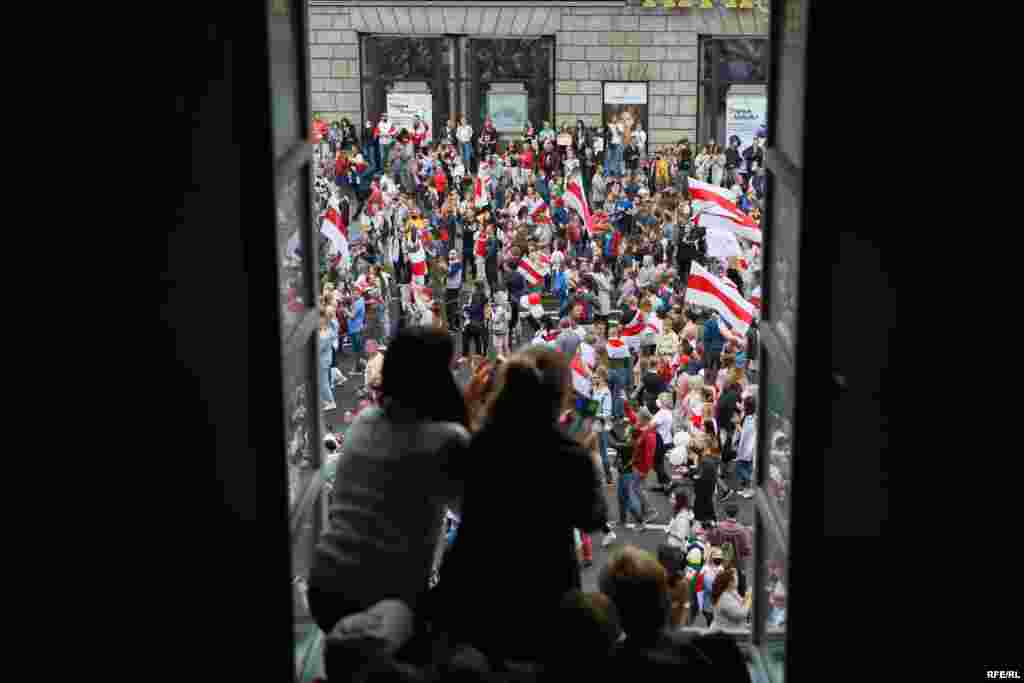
[434,164,447,196]
[624,401,658,526]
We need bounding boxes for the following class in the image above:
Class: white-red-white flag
[688,178,738,208]
[749,285,762,310]
[409,243,427,286]
[685,261,756,335]
[571,352,592,397]
[564,175,593,230]
[620,310,659,349]
[320,208,350,266]
[694,205,762,244]
[517,257,546,288]
[474,175,489,208]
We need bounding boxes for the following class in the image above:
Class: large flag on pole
[684,261,756,335]
[694,208,762,245]
[564,174,593,230]
[688,178,739,209]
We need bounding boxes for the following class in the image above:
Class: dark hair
[381,326,469,427]
[724,503,740,519]
[549,590,622,665]
[743,394,757,415]
[672,490,690,515]
[481,347,571,432]
[656,544,686,582]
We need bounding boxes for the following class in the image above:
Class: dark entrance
[697,37,769,147]
[359,36,453,147]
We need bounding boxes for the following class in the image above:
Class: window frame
[268,0,329,678]
[750,1,814,682]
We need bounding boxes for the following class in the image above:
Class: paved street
[320,244,757,629]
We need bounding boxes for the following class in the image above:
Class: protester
[306,108,772,672]
[431,347,608,664]
[710,562,752,634]
[308,327,470,644]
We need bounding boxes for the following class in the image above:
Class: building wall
[308,2,768,152]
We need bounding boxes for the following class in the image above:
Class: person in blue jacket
[554,262,571,319]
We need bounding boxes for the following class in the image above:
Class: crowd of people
[303,113,787,682]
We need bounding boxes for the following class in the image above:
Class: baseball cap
[709,547,724,561]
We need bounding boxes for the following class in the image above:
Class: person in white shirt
[376,114,396,172]
[734,394,757,498]
[456,117,474,170]
[608,116,625,178]
[651,392,675,493]
[634,123,648,164]
[550,244,565,272]
[666,488,694,549]
[591,371,615,491]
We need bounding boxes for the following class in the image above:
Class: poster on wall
[725,94,767,150]
[603,82,649,154]
[386,92,433,144]
[487,93,528,133]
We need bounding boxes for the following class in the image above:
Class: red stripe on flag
[518,259,543,282]
[686,273,753,326]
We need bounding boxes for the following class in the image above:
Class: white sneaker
[602,532,616,547]
[740,489,755,498]
[323,402,337,411]
[625,523,638,530]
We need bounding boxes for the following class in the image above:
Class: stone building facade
[308,1,768,152]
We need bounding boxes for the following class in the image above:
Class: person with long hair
[430,347,608,664]
[308,326,471,647]
[710,561,752,633]
[710,143,726,187]
[319,308,340,411]
[665,489,695,551]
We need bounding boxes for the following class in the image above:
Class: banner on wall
[603,82,649,153]
[487,93,528,133]
[386,92,433,144]
[724,94,767,150]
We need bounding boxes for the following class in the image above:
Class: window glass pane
[757,513,787,683]
[277,170,312,344]
[269,0,305,159]
[764,170,800,354]
[284,335,326,680]
[284,338,317,510]
[760,345,793,532]
[772,0,806,167]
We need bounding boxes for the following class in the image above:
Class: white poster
[603,82,648,105]
[487,93,528,133]
[386,92,433,144]
[725,94,767,150]
[704,227,743,259]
